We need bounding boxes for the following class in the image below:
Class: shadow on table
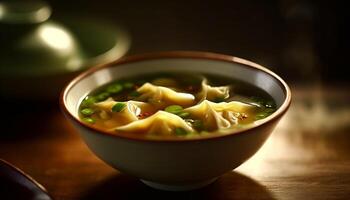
[80,172,276,200]
[0,99,61,141]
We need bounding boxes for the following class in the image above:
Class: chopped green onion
[107,84,123,94]
[112,102,126,112]
[81,96,97,107]
[175,127,188,136]
[123,82,134,89]
[129,91,141,98]
[164,105,183,114]
[177,112,190,118]
[81,108,94,116]
[82,117,95,124]
[265,108,276,113]
[96,92,110,101]
[192,120,204,130]
[255,112,270,120]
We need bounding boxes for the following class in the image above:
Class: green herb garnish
[82,117,95,124]
[96,92,110,101]
[165,105,183,114]
[112,102,126,112]
[175,127,188,136]
[255,113,269,120]
[107,84,123,94]
[81,96,97,107]
[265,108,276,113]
[192,119,204,131]
[255,108,276,120]
[81,108,94,116]
[129,91,141,98]
[177,112,190,118]
[123,82,134,89]
[165,105,190,118]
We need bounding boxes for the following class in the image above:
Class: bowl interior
[64,56,288,120]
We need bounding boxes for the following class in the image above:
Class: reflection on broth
[79,73,277,138]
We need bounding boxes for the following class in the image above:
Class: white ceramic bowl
[60,51,291,191]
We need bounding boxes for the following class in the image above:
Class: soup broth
[79,73,276,138]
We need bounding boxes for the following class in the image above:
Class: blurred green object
[0,0,130,99]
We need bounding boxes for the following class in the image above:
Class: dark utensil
[0,159,53,200]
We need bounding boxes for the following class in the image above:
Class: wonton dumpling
[116,111,194,135]
[197,79,230,101]
[184,100,258,130]
[207,101,258,113]
[95,99,151,124]
[136,83,195,107]
[183,100,232,130]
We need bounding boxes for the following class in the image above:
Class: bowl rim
[60,51,291,143]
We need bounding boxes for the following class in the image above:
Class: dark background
[46,0,349,84]
[1,1,350,199]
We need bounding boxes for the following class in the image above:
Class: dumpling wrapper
[95,99,151,125]
[197,79,230,101]
[184,100,258,130]
[207,101,258,113]
[136,83,195,108]
[116,111,194,135]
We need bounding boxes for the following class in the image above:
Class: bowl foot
[140,178,218,191]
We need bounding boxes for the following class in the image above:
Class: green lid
[0,1,130,77]
[0,0,51,24]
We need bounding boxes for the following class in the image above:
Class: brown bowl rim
[60,51,291,143]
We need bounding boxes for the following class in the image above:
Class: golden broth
[79,73,276,137]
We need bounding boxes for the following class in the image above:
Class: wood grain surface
[1,85,349,200]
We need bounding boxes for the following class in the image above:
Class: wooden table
[1,85,349,200]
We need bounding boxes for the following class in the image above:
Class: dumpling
[207,101,258,113]
[197,79,230,101]
[183,100,231,130]
[94,98,151,125]
[183,100,258,131]
[135,83,195,108]
[116,111,194,135]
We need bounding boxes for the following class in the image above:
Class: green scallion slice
[177,112,190,118]
[175,127,188,136]
[82,117,95,124]
[96,92,110,101]
[81,108,94,116]
[107,84,123,94]
[164,105,183,114]
[123,82,134,89]
[192,120,204,131]
[81,96,97,107]
[129,91,141,98]
[112,102,126,112]
[255,112,270,120]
